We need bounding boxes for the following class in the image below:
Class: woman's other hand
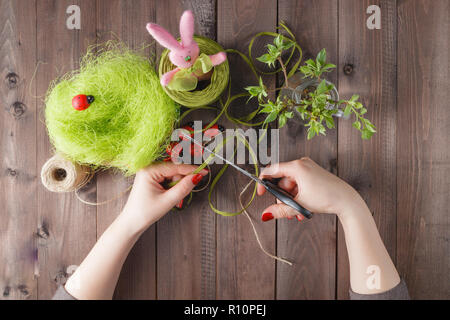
[257,157,362,221]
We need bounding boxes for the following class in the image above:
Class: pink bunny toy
[146,10,227,91]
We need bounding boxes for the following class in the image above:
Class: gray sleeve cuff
[349,279,410,300]
[52,286,77,300]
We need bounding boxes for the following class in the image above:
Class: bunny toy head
[146,10,199,69]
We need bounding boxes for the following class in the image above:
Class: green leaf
[296,107,306,120]
[317,121,326,135]
[364,119,377,133]
[258,76,265,88]
[257,54,271,64]
[281,40,294,50]
[322,63,336,71]
[265,111,279,123]
[284,111,294,119]
[360,107,367,115]
[274,34,283,48]
[267,44,278,54]
[245,86,260,96]
[352,120,361,130]
[362,129,374,140]
[259,105,273,114]
[299,66,313,77]
[307,128,316,140]
[344,105,352,117]
[316,80,330,95]
[316,49,327,66]
[305,59,316,68]
[278,113,287,128]
[350,94,360,102]
[325,116,335,129]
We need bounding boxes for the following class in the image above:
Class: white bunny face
[169,43,200,69]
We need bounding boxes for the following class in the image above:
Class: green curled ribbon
[167,53,214,91]
[170,22,303,216]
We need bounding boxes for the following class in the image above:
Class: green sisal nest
[159,35,229,107]
[45,43,179,175]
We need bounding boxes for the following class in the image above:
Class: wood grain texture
[1,0,449,300]
[0,0,37,300]
[95,0,157,300]
[277,0,337,300]
[155,0,217,300]
[216,0,277,299]
[337,0,397,299]
[36,0,97,299]
[397,0,449,299]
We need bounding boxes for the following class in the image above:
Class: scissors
[182,134,313,220]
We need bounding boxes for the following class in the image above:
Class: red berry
[191,143,204,157]
[203,124,224,139]
[179,125,194,141]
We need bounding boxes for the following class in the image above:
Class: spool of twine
[41,154,94,193]
[159,36,229,107]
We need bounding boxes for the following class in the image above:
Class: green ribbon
[171,22,303,216]
[167,53,214,91]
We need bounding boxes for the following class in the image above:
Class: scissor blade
[181,133,262,184]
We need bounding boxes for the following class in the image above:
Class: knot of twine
[159,36,229,107]
[40,154,93,193]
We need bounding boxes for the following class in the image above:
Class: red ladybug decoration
[72,95,94,111]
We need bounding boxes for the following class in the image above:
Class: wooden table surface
[1,0,449,300]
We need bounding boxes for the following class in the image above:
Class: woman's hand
[63,162,207,300]
[257,157,402,295]
[121,162,208,234]
[257,157,361,221]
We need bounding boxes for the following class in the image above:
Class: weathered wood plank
[0,0,37,300]
[276,0,338,300]
[155,0,217,300]
[216,0,277,299]
[337,0,397,299]
[95,0,157,300]
[36,0,97,299]
[397,0,449,299]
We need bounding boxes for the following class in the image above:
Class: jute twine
[159,36,229,107]
[239,180,293,266]
[41,154,93,193]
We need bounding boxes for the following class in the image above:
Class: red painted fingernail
[296,215,305,222]
[262,212,274,222]
[176,199,184,209]
[192,173,203,185]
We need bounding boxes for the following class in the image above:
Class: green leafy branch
[299,49,336,80]
[244,33,376,139]
[258,96,294,128]
[255,34,294,87]
[340,95,377,139]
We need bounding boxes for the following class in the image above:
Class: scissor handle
[262,179,313,219]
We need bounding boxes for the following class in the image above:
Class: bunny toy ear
[179,10,195,47]
[146,23,181,52]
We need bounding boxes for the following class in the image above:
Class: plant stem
[277,56,289,88]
